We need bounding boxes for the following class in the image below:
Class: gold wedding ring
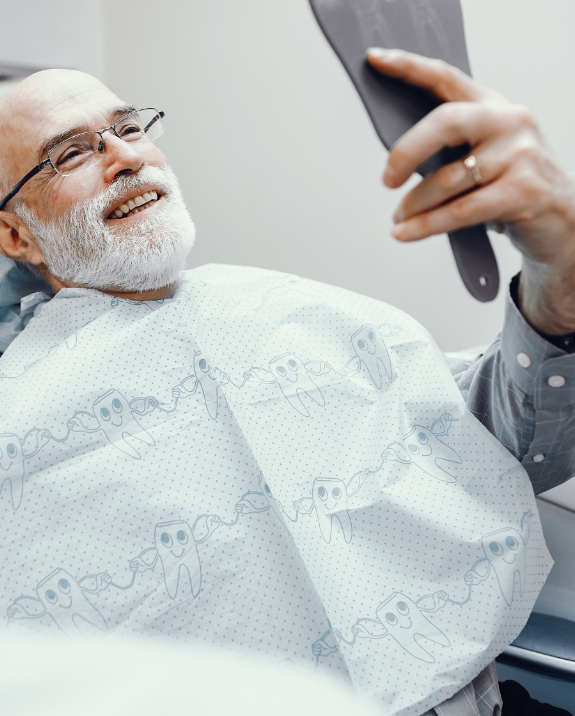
[464,155,481,184]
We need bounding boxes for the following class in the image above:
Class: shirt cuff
[501,275,575,412]
[500,275,575,489]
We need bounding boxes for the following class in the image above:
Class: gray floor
[496,661,575,713]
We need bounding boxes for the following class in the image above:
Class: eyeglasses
[0,107,165,211]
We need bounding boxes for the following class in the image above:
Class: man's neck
[40,266,178,301]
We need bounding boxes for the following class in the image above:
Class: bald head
[0,68,188,299]
[0,68,110,119]
[0,70,123,192]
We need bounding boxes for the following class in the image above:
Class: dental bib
[0,264,552,716]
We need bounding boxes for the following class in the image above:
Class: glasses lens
[49,132,101,177]
[47,109,164,177]
[115,108,163,143]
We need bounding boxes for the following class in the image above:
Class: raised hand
[368,48,575,333]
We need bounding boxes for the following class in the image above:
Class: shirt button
[516,352,532,368]
[547,375,566,388]
[533,453,545,463]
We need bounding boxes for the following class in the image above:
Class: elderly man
[0,50,573,716]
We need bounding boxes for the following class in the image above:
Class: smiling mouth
[108,191,161,220]
[399,619,412,629]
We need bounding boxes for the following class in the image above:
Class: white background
[2,0,575,349]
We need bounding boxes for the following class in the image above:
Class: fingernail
[367,47,387,59]
[392,208,404,224]
[383,166,398,185]
[391,223,407,240]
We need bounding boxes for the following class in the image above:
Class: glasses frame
[0,108,165,212]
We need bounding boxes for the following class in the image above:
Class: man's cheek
[38,180,93,221]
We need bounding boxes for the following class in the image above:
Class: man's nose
[99,133,145,183]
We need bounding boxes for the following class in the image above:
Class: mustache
[86,166,176,220]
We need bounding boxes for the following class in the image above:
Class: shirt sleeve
[446,278,575,495]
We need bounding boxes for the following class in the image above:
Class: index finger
[366,48,486,104]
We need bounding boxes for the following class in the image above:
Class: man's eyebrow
[36,104,138,161]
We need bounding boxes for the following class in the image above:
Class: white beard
[16,165,196,293]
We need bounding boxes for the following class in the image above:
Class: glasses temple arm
[0,160,50,212]
[143,110,165,134]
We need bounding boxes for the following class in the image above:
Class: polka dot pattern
[0,266,552,716]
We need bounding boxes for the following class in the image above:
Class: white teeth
[110,191,160,219]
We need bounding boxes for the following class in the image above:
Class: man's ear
[0,211,45,266]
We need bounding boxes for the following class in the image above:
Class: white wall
[0,0,104,79]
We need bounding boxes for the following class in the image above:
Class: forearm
[520,258,575,335]
[512,165,575,334]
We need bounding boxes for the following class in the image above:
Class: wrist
[519,259,575,334]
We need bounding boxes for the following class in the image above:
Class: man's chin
[48,246,191,294]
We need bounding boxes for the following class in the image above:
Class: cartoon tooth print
[235,474,292,533]
[345,590,450,663]
[155,521,202,599]
[194,351,220,420]
[0,429,50,510]
[375,592,450,663]
[352,325,392,390]
[292,467,371,543]
[0,434,25,510]
[67,392,159,459]
[7,568,110,638]
[312,628,339,669]
[269,353,325,417]
[464,511,533,606]
[130,515,221,600]
[234,490,271,515]
[382,413,461,483]
[93,389,155,458]
[244,354,361,411]
[170,351,222,420]
[312,478,352,543]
